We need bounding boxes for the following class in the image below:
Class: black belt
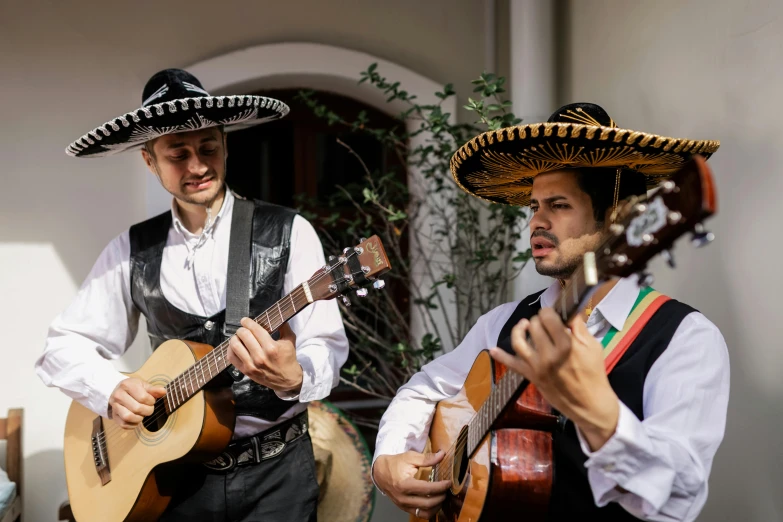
[202,410,309,472]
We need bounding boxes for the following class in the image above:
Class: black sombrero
[449,102,720,206]
[66,68,289,158]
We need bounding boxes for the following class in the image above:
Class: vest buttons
[204,320,215,330]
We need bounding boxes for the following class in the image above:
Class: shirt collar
[537,274,643,331]
[171,186,234,239]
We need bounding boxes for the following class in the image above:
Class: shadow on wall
[1,146,147,289]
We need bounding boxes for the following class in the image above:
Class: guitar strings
[96,263,347,446]
[96,275,339,449]
[426,262,601,483]
[96,251,362,447]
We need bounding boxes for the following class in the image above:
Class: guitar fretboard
[465,268,592,454]
[162,284,312,414]
[432,267,596,481]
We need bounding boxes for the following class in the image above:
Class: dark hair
[574,167,648,225]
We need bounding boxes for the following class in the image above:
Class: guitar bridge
[91,416,112,485]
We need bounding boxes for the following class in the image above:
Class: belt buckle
[202,451,236,472]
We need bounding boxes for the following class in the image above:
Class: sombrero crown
[66,68,289,158]
[449,102,720,206]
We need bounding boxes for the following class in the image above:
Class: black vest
[128,198,298,422]
[496,288,696,520]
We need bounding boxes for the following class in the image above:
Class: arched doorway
[225,88,403,211]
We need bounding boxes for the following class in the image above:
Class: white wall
[0,1,490,520]
[563,1,783,520]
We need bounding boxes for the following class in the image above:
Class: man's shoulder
[244,197,299,217]
[129,209,172,233]
[127,210,172,252]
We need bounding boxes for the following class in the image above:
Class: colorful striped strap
[600,286,671,374]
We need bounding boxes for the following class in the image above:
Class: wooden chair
[0,409,22,522]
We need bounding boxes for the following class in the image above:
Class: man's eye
[530,206,539,213]
[553,204,569,209]
[171,155,188,161]
[201,148,217,155]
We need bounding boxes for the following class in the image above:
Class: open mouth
[531,236,557,258]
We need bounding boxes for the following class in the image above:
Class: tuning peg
[661,249,675,269]
[638,272,655,287]
[373,279,386,290]
[690,223,714,248]
[341,295,351,307]
[356,288,369,297]
[360,237,367,242]
[328,255,336,262]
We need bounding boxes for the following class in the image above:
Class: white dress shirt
[373,275,730,522]
[35,188,349,439]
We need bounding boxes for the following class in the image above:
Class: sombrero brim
[449,122,720,206]
[66,94,289,158]
[308,400,375,522]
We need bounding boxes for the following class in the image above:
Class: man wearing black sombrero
[372,103,730,521]
[35,69,349,521]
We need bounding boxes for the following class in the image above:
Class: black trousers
[159,434,320,522]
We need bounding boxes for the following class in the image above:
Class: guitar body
[63,339,235,522]
[412,350,557,522]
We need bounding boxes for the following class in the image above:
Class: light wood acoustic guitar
[63,236,391,522]
[411,156,718,521]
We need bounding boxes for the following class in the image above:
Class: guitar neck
[162,282,313,414]
[464,267,598,457]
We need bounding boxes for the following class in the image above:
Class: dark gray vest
[496,288,696,520]
[128,197,298,422]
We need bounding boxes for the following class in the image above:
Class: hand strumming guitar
[489,307,621,451]
[227,317,304,394]
[373,450,452,520]
[108,377,167,429]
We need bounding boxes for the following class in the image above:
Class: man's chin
[176,184,223,205]
[534,259,575,279]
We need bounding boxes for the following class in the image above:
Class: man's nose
[187,155,209,175]
[529,210,550,231]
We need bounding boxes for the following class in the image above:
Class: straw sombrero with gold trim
[449,102,720,206]
[308,400,375,522]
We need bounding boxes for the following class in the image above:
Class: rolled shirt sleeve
[34,232,138,418]
[575,312,730,521]
[276,215,349,402]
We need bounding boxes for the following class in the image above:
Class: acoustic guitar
[412,155,718,521]
[63,236,391,522]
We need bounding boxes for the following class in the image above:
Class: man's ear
[141,145,161,179]
[141,149,155,174]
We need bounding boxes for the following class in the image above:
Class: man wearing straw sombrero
[373,103,730,521]
[35,68,351,521]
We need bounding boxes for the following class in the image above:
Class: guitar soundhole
[141,399,169,433]
[453,426,470,487]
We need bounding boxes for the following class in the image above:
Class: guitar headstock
[594,154,717,281]
[306,235,392,303]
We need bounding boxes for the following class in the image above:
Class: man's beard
[531,230,602,279]
[164,170,225,207]
[534,254,582,279]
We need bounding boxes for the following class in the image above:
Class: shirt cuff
[575,400,675,511]
[271,364,304,401]
[88,369,127,419]
[292,353,332,403]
